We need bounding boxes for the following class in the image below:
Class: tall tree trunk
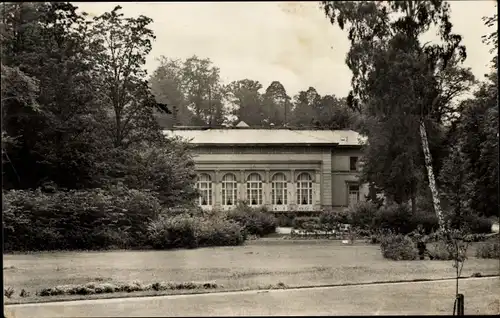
[419,119,446,231]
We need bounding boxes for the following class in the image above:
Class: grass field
[6,278,499,316]
[3,239,499,304]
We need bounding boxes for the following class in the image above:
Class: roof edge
[170,126,356,131]
[192,142,341,147]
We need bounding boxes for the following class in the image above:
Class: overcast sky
[76,1,497,97]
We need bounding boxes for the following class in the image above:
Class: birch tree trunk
[419,119,446,231]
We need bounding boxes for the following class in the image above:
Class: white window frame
[296,172,313,205]
[271,173,287,205]
[197,173,212,207]
[222,173,238,206]
[347,183,360,207]
[246,173,263,206]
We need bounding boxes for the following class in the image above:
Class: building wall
[330,148,369,209]
[192,145,367,212]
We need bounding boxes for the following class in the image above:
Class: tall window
[246,173,263,206]
[296,172,313,205]
[271,173,287,205]
[350,156,358,171]
[222,173,237,206]
[197,174,212,206]
[348,184,360,206]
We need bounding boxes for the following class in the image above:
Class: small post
[456,294,464,316]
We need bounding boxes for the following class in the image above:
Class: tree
[180,55,225,126]
[224,79,265,126]
[1,2,105,189]
[291,87,320,127]
[316,95,354,129]
[321,1,469,231]
[481,1,498,67]
[1,64,40,184]
[263,81,292,126]
[150,57,192,127]
[1,3,198,208]
[89,5,161,148]
[438,144,473,228]
[150,55,226,126]
[443,70,498,218]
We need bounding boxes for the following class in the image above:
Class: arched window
[296,172,313,205]
[246,173,263,206]
[271,173,287,205]
[222,173,237,206]
[197,174,212,206]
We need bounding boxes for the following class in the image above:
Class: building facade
[166,123,369,214]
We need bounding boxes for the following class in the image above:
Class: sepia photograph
[2,1,499,316]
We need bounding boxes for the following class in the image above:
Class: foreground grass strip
[7,275,498,306]
[37,281,219,297]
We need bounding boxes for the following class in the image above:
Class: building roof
[235,121,250,127]
[163,128,366,147]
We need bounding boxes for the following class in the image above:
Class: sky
[76,1,497,98]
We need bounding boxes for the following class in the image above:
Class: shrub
[3,186,161,251]
[466,215,494,234]
[411,211,439,235]
[319,210,348,231]
[147,211,246,249]
[4,287,15,299]
[226,203,277,236]
[374,203,415,234]
[194,216,246,247]
[291,217,319,230]
[347,201,378,230]
[276,214,295,227]
[380,234,418,260]
[147,213,198,249]
[475,242,500,259]
[427,241,454,260]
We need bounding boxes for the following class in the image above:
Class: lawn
[6,278,499,316]
[3,239,499,304]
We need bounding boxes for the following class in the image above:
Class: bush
[147,213,198,249]
[380,234,418,260]
[291,217,319,230]
[411,211,439,235]
[427,241,454,260]
[374,203,415,234]
[276,214,295,227]
[3,186,161,251]
[466,215,494,234]
[319,210,348,231]
[226,203,277,236]
[147,212,246,249]
[347,201,378,230]
[194,216,246,247]
[475,242,500,259]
